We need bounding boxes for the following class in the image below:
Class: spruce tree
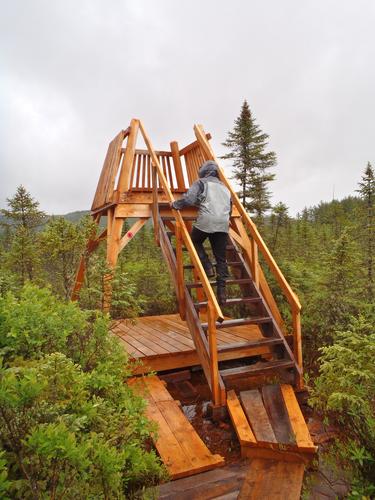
[356,162,375,301]
[221,100,276,223]
[1,186,46,283]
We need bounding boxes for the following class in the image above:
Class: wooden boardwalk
[112,314,271,373]
[129,375,224,479]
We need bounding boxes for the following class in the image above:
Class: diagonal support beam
[119,218,148,252]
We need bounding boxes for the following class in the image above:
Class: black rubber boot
[217,285,227,306]
[204,262,215,278]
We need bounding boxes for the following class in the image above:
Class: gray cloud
[1,0,374,215]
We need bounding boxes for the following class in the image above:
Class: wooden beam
[119,218,148,252]
[170,141,186,190]
[117,118,139,194]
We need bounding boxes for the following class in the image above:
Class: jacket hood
[198,161,219,179]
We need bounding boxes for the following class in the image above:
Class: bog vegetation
[0,102,374,497]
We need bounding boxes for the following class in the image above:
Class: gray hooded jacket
[172,161,231,233]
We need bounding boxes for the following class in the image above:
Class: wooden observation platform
[73,119,316,497]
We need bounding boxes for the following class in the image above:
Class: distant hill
[55,210,90,223]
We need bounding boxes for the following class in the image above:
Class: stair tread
[194,297,262,308]
[218,338,283,352]
[184,261,242,269]
[220,359,295,380]
[187,278,252,289]
[201,317,272,329]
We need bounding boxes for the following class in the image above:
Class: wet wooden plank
[157,400,224,470]
[262,385,296,445]
[238,458,305,499]
[143,375,174,403]
[280,384,317,453]
[226,390,257,446]
[240,390,277,444]
[145,401,194,478]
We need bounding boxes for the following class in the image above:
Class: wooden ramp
[227,384,317,463]
[129,375,224,479]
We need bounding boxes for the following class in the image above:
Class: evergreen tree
[40,217,91,299]
[314,230,361,345]
[270,202,289,253]
[1,185,46,230]
[221,100,276,223]
[356,162,375,301]
[1,186,46,283]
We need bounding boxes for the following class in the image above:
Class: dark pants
[191,227,229,287]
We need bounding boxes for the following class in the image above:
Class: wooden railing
[193,124,303,386]
[138,120,225,406]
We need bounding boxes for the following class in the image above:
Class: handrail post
[175,222,186,320]
[152,164,160,245]
[207,303,220,406]
[292,307,304,389]
[250,238,259,288]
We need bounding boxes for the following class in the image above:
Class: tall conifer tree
[356,162,375,301]
[1,186,46,283]
[221,100,276,223]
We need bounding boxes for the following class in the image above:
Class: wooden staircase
[72,118,304,413]
[157,211,300,411]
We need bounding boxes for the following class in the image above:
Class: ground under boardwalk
[113,313,271,373]
[129,375,224,479]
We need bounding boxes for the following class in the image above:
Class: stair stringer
[157,213,226,406]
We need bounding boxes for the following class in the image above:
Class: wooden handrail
[194,124,301,312]
[194,123,303,386]
[138,120,224,322]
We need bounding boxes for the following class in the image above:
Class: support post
[152,166,159,245]
[170,141,185,190]
[207,303,220,406]
[175,222,186,320]
[292,307,304,389]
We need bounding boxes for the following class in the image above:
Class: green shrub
[310,315,375,486]
[0,285,166,498]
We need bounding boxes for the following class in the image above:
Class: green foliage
[40,216,94,299]
[0,285,166,498]
[356,162,375,301]
[221,99,276,222]
[79,251,145,319]
[310,316,375,484]
[1,186,47,285]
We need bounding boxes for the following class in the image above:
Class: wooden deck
[129,375,224,479]
[112,314,271,374]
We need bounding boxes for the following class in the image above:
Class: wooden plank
[262,385,296,445]
[226,390,257,446]
[143,375,174,403]
[280,384,317,452]
[123,328,170,355]
[140,317,195,348]
[118,218,148,252]
[179,134,212,155]
[240,390,277,444]
[238,459,305,500]
[157,400,224,469]
[125,324,180,353]
[145,401,194,478]
[170,141,186,190]
[115,337,143,358]
[117,119,139,194]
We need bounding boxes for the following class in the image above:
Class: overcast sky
[1,0,374,215]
